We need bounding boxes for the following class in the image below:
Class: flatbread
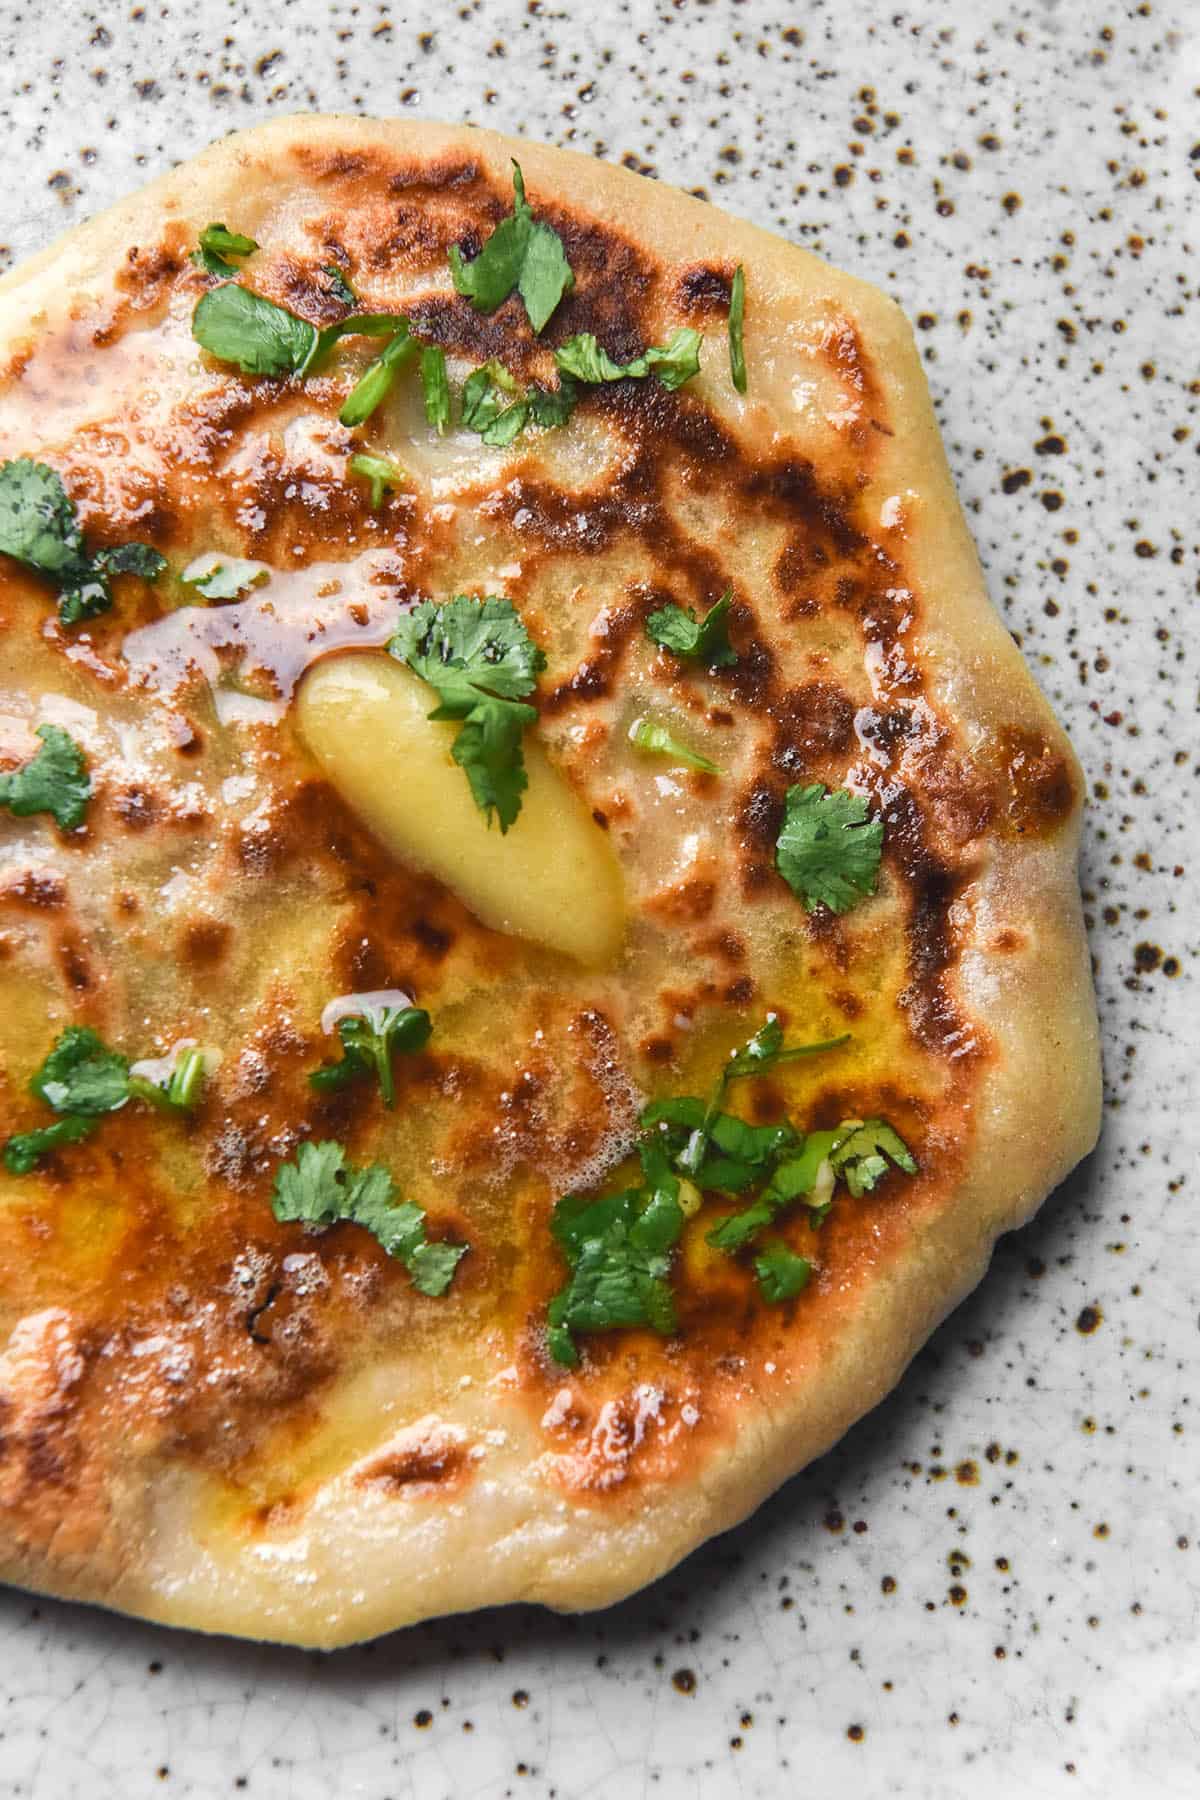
[0,116,1100,1647]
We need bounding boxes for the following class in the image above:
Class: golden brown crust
[0,114,1099,1645]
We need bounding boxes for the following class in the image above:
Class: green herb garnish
[830,1119,918,1196]
[728,264,747,394]
[546,1154,685,1368]
[387,595,546,832]
[449,161,574,334]
[4,1027,127,1172]
[3,1115,97,1174]
[30,1026,129,1116]
[0,459,166,626]
[646,1017,850,1183]
[271,1140,465,1296]
[3,1027,206,1173]
[191,222,259,278]
[775,783,884,915]
[181,553,270,601]
[420,346,451,435]
[193,282,326,376]
[349,453,407,510]
[309,1001,431,1107]
[322,264,358,307]
[645,588,736,670]
[555,326,702,393]
[628,717,720,774]
[192,284,409,384]
[0,724,91,830]
[127,1046,208,1114]
[460,358,577,448]
[544,1020,916,1361]
[339,325,419,426]
[753,1243,810,1302]
[705,1116,916,1256]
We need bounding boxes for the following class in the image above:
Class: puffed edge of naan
[0,114,1101,1647]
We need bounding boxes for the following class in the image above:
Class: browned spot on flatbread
[673,263,734,316]
[1,870,67,910]
[354,1423,469,1494]
[992,726,1077,836]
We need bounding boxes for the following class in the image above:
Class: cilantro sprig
[449,162,574,334]
[460,359,577,448]
[554,327,702,393]
[546,1019,868,1362]
[775,783,884,915]
[0,459,165,626]
[271,1140,466,1296]
[387,595,546,832]
[309,1000,431,1108]
[645,588,737,670]
[192,284,411,386]
[0,724,91,830]
[547,1140,685,1368]
[191,222,259,278]
[3,1027,207,1174]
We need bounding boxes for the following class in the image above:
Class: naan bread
[0,116,1099,1646]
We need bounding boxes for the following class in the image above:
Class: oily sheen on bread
[0,116,1100,1646]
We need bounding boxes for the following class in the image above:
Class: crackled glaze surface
[0,1,1195,1795]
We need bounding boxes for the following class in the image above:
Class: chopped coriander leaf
[181,553,270,601]
[0,459,163,627]
[728,264,747,394]
[4,1114,97,1174]
[713,1017,850,1108]
[348,453,407,510]
[193,282,322,376]
[526,376,578,428]
[645,589,736,670]
[193,284,409,385]
[460,359,523,444]
[191,222,259,277]
[271,1140,465,1295]
[322,263,358,307]
[449,160,574,334]
[6,1027,213,1173]
[388,595,545,831]
[309,1002,431,1108]
[461,359,577,447]
[0,458,86,582]
[754,1244,810,1303]
[775,783,884,915]
[420,345,451,434]
[830,1118,917,1196]
[629,717,720,774]
[555,325,702,392]
[705,1200,776,1253]
[93,544,167,580]
[32,1026,129,1117]
[647,1022,845,1188]
[0,724,91,830]
[546,1178,684,1368]
[339,325,418,427]
[127,1046,207,1114]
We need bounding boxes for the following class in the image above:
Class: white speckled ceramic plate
[0,2,1196,1795]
